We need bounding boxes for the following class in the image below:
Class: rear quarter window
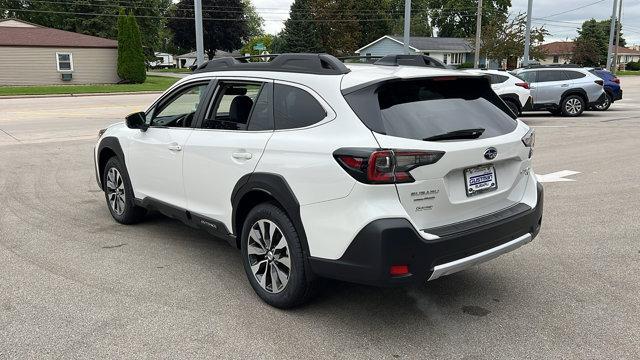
[563,70,587,80]
[274,84,327,130]
[344,77,517,141]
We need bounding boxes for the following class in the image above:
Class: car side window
[274,84,327,130]
[563,70,586,80]
[202,81,266,131]
[516,71,536,83]
[490,74,509,84]
[537,70,567,83]
[150,83,209,128]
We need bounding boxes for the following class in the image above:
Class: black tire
[592,92,612,111]
[560,94,585,117]
[103,157,146,224]
[240,203,317,308]
[505,99,521,116]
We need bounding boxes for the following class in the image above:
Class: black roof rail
[337,55,382,64]
[374,54,447,69]
[192,53,351,75]
[522,63,582,69]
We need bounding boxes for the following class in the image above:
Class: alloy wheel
[247,219,291,293]
[565,98,582,115]
[106,167,126,215]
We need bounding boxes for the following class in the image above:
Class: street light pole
[523,0,533,67]
[606,0,619,70]
[474,0,483,68]
[403,0,412,54]
[194,0,205,66]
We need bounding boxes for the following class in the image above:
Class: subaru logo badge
[484,147,497,160]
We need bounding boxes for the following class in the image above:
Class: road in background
[1,78,639,359]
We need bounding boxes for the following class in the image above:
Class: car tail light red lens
[515,82,530,89]
[390,265,410,276]
[595,80,604,86]
[335,148,444,184]
[613,77,620,84]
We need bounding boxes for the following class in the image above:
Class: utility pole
[403,0,412,54]
[606,0,619,70]
[523,0,533,67]
[474,0,483,68]
[613,0,623,71]
[194,0,205,66]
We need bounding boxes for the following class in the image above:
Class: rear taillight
[335,148,444,184]
[613,77,620,84]
[515,82,530,90]
[595,80,604,86]
[521,128,535,158]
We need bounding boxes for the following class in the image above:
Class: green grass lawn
[150,68,193,73]
[0,76,178,96]
[616,70,640,76]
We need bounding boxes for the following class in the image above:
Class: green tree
[168,0,249,59]
[425,0,511,38]
[1,0,171,60]
[481,13,549,69]
[116,9,127,79]
[117,12,146,83]
[388,0,433,37]
[596,19,625,47]
[279,0,324,53]
[573,19,608,66]
[240,35,275,57]
[243,0,265,37]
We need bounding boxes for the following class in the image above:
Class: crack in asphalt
[0,128,20,142]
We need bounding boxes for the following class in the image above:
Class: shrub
[117,10,146,83]
[626,61,640,71]
[457,62,475,69]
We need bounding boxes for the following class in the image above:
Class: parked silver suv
[512,66,606,117]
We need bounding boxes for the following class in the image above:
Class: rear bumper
[614,89,623,101]
[309,182,544,286]
[589,92,608,107]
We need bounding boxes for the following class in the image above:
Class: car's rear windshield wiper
[423,128,485,141]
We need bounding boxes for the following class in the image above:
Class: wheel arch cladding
[97,137,126,190]
[231,173,309,255]
[561,89,587,103]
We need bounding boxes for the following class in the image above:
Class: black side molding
[231,173,309,254]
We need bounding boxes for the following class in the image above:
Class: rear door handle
[232,152,253,160]
[168,143,182,152]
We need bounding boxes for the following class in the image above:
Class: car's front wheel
[561,95,585,117]
[103,157,146,224]
[240,203,316,308]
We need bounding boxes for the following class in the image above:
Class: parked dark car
[588,68,622,111]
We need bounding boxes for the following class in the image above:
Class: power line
[536,0,607,20]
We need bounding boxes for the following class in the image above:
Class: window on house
[448,53,463,65]
[56,53,73,71]
[553,55,559,63]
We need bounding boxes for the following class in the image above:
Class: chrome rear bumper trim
[428,233,532,281]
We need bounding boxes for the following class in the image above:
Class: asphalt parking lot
[1,78,639,359]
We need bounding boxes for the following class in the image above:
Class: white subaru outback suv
[95,54,543,308]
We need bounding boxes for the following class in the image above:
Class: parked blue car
[588,68,622,111]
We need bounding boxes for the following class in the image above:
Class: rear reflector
[613,78,620,84]
[390,265,410,276]
[334,148,445,184]
[515,82,530,90]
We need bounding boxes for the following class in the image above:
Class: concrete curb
[0,91,163,100]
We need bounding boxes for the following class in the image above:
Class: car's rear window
[344,77,517,141]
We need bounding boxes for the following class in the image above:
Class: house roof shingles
[0,26,117,48]
[389,36,474,52]
[540,41,640,56]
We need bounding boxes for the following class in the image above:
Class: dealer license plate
[464,165,497,197]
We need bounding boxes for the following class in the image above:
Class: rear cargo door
[345,76,533,230]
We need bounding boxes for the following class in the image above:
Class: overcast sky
[250,0,640,45]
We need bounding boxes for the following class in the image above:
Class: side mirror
[125,112,148,131]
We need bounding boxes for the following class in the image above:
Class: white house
[355,35,483,67]
[148,52,175,68]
